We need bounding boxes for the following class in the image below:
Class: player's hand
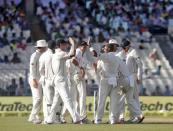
[79,67,85,79]
[69,37,75,45]
[32,79,38,88]
[71,57,79,66]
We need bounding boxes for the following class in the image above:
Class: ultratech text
[140,101,173,111]
[0,102,32,111]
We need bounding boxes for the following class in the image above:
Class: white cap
[35,40,48,47]
[108,39,119,46]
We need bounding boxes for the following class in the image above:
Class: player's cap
[108,39,119,46]
[35,39,48,47]
[121,39,131,48]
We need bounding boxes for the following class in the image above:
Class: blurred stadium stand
[0,0,173,96]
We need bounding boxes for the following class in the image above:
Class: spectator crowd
[0,0,31,64]
[36,0,173,42]
[0,77,25,96]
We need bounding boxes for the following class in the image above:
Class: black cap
[121,39,131,48]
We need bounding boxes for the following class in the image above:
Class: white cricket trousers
[47,89,63,122]
[95,78,122,122]
[60,76,87,120]
[29,78,42,120]
[61,77,78,118]
[73,75,87,119]
[129,74,142,117]
[49,77,80,123]
[117,77,129,120]
[118,75,142,119]
[41,79,54,121]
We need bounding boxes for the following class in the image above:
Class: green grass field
[0,115,173,131]
[1,97,173,131]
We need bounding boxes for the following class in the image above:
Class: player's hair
[121,39,131,49]
[56,38,67,47]
[107,44,115,52]
[48,40,56,50]
[78,41,87,47]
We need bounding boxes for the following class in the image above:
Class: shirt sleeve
[96,60,102,74]
[136,57,143,81]
[126,54,143,81]
[39,54,45,77]
[132,50,143,80]
[29,53,38,79]
[96,60,102,83]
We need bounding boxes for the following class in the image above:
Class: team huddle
[27,37,145,124]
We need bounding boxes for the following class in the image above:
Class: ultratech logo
[86,101,173,112]
[0,101,173,112]
[0,102,32,111]
[140,101,173,111]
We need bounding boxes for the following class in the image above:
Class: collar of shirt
[55,48,61,53]
[47,48,53,53]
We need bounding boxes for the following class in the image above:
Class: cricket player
[39,40,63,123]
[66,57,85,117]
[46,38,81,124]
[63,40,95,123]
[74,41,88,121]
[28,40,48,124]
[60,55,86,123]
[120,39,145,123]
[108,39,127,123]
[94,43,130,124]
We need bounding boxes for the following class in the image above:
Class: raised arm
[68,37,76,57]
[61,37,76,60]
